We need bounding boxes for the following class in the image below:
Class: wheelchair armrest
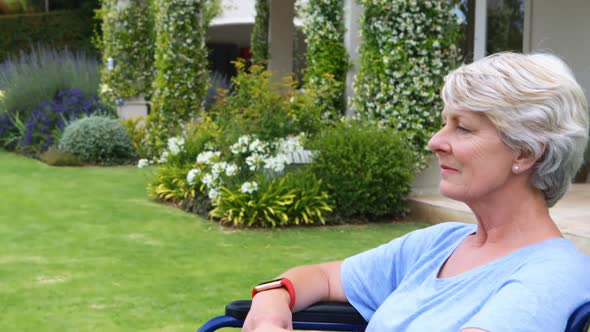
[200,300,590,332]
[565,301,590,332]
[225,300,367,325]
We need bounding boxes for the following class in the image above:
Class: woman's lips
[440,165,458,174]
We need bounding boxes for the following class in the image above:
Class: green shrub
[119,117,148,158]
[282,170,333,225]
[210,175,295,227]
[205,71,230,110]
[39,146,84,166]
[145,59,329,226]
[145,120,220,211]
[145,118,220,167]
[308,120,415,219]
[59,115,136,165]
[210,61,322,147]
[0,10,96,63]
[147,163,194,202]
[167,120,220,167]
[210,171,332,228]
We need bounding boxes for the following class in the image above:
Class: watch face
[254,278,284,292]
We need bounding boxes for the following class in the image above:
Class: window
[455,0,525,63]
[486,0,525,54]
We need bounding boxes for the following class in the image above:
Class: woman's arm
[243,260,346,332]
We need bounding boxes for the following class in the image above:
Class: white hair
[442,52,589,207]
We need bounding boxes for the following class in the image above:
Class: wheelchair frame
[198,300,590,332]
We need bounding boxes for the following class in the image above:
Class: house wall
[525,0,590,99]
[525,0,590,183]
[268,0,295,81]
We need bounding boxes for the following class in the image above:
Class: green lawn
[0,151,427,331]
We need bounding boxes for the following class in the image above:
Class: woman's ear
[513,144,545,173]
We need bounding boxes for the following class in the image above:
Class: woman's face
[427,107,517,203]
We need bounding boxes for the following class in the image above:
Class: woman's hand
[242,289,293,332]
[251,322,292,332]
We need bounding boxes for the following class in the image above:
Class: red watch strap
[252,277,296,311]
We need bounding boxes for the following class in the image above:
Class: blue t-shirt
[341,222,590,331]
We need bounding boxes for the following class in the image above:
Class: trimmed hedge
[0,10,96,62]
[308,121,415,219]
[60,115,136,165]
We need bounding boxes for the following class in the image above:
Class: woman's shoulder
[526,238,589,263]
[514,238,590,285]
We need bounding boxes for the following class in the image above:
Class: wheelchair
[198,299,590,332]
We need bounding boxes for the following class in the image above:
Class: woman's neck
[464,183,562,248]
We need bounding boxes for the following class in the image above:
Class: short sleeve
[463,258,590,332]
[341,235,409,320]
[341,222,474,321]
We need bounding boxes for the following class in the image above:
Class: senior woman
[243,52,590,332]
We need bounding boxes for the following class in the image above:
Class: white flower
[246,154,264,171]
[240,181,258,194]
[277,135,305,154]
[211,162,228,177]
[225,163,238,176]
[186,168,200,185]
[202,173,215,187]
[158,151,169,164]
[196,151,220,164]
[167,137,185,155]
[238,135,250,145]
[99,84,112,94]
[230,135,251,154]
[264,154,289,173]
[249,139,267,153]
[432,41,440,48]
[208,188,220,200]
[137,158,149,168]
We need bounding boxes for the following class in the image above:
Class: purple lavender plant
[12,89,114,153]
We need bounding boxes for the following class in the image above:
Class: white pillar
[522,0,532,53]
[473,0,487,60]
[268,0,295,81]
[117,0,130,9]
[343,0,362,116]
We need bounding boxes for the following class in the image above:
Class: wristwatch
[251,277,296,310]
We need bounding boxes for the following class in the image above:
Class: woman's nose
[428,128,450,153]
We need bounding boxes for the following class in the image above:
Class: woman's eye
[457,126,470,133]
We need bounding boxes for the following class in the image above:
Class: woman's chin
[438,184,465,202]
